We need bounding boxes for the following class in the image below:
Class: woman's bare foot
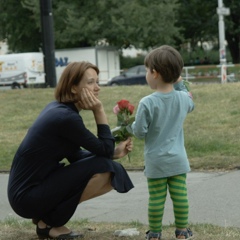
[50,225,72,237]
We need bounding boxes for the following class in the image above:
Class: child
[128,45,194,239]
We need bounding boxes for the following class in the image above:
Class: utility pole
[216,0,230,83]
[40,0,56,87]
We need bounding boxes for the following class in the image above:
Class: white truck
[0,46,120,88]
[0,52,45,89]
[55,46,120,85]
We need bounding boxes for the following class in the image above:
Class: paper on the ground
[114,228,140,237]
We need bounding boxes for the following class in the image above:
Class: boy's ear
[152,69,159,79]
[71,86,77,94]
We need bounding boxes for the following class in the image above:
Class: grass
[0,218,240,240]
[1,83,240,171]
[1,84,240,238]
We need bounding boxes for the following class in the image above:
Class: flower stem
[127,153,131,162]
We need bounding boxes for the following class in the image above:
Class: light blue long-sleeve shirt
[129,81,194,178]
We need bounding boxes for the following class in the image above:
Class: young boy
[128,45,194,239]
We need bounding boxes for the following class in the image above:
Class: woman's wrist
[93,107,108,125]
[113,148,121,159]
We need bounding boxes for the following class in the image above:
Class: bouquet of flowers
[111,99,135,142]
[183,79,190,91]
[182,79,193,98]
[111,99,135,162]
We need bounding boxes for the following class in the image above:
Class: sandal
[36,225,84,239]
[32,218,39,225]
[145,230,161,240]
[175,228,193,239]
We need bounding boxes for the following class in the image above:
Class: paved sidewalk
[1,170,240,228]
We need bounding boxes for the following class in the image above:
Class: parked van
[0,53,45,88]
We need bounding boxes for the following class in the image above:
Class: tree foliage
[0,0,41,52]
[224,0,240,63]
[176,0,218,48]
[53,0,181,49]
[0,0,239,63]
[1,0,180,51]
[176,0,240,63]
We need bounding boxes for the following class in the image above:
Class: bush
[120,55,145,69]
[119,48,233,69]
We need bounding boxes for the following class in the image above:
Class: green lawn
[1,218,240,240]
[1,83,240,171]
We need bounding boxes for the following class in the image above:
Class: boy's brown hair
[55,61,99,103]
[144,45,183,83]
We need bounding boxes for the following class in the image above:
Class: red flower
[116,99,135,115]
[117,99,130,110]
[127,104,134,115]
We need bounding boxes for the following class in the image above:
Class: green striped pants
[147,174,189,232]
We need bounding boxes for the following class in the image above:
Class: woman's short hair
[55,61,99,102]
[144,45,183,83]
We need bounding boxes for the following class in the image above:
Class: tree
[94,0,181,49]
[176,0,240,63]
[224,0,240,63]
[0,0,41,52]
[51,0,182,50]
[1,0,181,52]
[177,0,218,49]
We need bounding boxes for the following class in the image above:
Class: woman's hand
[113,137,133,159]
[77,88,103,111]
[76,88,108,125]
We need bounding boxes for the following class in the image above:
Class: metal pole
[218,0,226,65]
[217,0,230,83]
[40,0,56,87]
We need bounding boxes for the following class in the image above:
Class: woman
[8,61,134,239]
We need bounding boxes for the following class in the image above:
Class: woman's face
[73,68,100,98]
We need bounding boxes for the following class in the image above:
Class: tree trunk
[226,32,240,64]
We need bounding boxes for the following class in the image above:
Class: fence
[182,64,240,83]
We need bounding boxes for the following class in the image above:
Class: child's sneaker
[145,230,161,240]
[175,228,193,239]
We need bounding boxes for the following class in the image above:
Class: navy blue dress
[8,101,134,227]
